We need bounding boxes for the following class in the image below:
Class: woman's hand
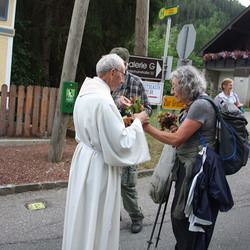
[170,124,178,133]
[133,111,150,126]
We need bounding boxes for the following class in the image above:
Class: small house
[197,5,250,106]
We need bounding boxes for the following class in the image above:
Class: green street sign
[61,81,78,113]
[159,6,179,20]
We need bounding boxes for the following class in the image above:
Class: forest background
[12,0,246,97]
[3,0,248,173]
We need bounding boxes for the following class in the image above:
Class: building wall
[0,0,17,89]
[234,77,250,106]
[217,71,250,106]
[218,71,234,87]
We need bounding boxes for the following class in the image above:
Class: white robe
[62,77,150,250]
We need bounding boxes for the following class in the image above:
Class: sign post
[128,55,163,80]
[176,24,196,67]
[160,6,179,81]
[159,6,179,20]
[156,5,179,126]
[143,81,163,105]
[162,96,185,110]
[127,55,164,106]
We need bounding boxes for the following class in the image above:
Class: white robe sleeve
[98,103,150,166]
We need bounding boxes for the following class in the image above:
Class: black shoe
[131,219,143,234]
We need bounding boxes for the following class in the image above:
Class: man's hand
[119,96,133,108]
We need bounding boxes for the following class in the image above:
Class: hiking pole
[146,200,163,249]
[155,177,172,248]
[147,175,172,250]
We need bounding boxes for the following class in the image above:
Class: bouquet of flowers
[156,111,177,131]
[125,98,145,115]
[122,116,133,127]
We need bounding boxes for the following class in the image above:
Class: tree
[48,0,90,162]
[134,0,150,56]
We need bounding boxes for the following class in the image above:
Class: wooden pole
[134,0,150,56]
[48,0,90,162]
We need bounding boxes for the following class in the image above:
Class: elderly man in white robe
[62,53,150,250]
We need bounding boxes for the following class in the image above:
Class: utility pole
[134,0,150,56]
[48,0,90,162]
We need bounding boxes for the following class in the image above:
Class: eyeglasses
[114,68,126,77]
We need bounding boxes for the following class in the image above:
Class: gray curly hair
[170,65,207,101]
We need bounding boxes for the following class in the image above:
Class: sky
[238,0,249,7]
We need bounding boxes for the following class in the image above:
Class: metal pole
[146,175,173,249]
[155,17,172,127]
[155,179,173,248]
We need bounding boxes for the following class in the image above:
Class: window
[0,0,9,21]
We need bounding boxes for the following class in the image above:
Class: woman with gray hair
[145,66,214,148]
[144,65,233,250]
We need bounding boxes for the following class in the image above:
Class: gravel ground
[1,111,248,187]
[0,137,77,186]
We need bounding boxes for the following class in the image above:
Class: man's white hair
[96,54,124,76]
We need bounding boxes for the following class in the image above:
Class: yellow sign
[162,96,185,110]
[159,6,179,20]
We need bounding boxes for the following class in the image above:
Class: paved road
[0,112,249,249]
[0,158,250,250]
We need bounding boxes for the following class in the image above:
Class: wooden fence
[0,84,58,138]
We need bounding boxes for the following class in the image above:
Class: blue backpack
[197,96,249,175]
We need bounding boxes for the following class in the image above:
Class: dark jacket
[187,147,234,229]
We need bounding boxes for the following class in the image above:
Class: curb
[0,138,50,146]
[0,181,68,196]
[0,169,154,196]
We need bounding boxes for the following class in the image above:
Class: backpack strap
[196,132,207,147]
[194,95,220,148]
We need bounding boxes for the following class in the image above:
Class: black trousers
[171,162,218,250]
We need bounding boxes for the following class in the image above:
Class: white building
[0,0,17,89]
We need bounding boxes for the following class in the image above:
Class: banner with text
[143,81,163,105]
[162,96,186,110]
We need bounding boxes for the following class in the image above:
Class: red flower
[156,111,177,131]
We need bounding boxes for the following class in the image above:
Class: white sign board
[143,81,163,105]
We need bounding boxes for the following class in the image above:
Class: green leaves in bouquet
[125,98,145,115]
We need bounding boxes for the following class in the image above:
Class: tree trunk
[134,0,150,56]
[48,0,90,162]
